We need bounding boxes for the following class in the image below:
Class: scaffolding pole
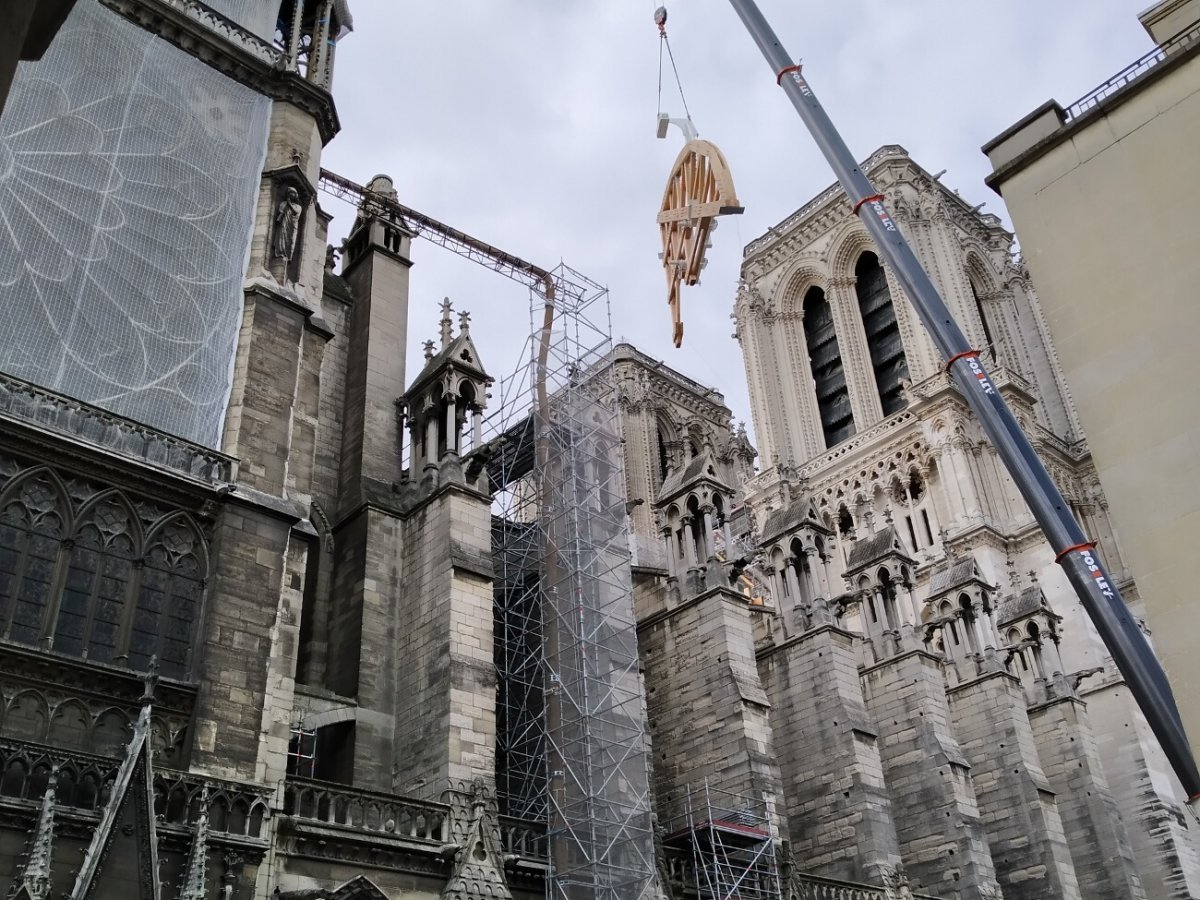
[664,783,782,900]
[488,265,658,900]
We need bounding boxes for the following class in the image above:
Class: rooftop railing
[1065,20,1200,120]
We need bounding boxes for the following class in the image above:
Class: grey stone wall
[947,671,1080,899]
[860,651,1000,900]
[758,625,902,885]
[1029,695,1145,900]
[395,486,498,798]
[639,587,783,828]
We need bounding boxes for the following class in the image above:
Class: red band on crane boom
[776,64,802,84]
[1055,542,1097,563]
[852,193,885,216]
[944,349,979,372]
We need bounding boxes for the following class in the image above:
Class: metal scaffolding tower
[664,784,781,900]
[487,265,657,900]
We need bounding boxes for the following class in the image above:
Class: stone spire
[439,298,455,347]
[70,703,161,900]
[12,768,58,900]
[178,787,209,900]
[457,309,471,337]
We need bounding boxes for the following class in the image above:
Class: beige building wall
[984,1,1200,758]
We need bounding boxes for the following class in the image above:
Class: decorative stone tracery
[0,457,210,681]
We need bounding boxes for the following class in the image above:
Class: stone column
[861,650,1002,899]
[396,408,407,474]
[1028,694,1146,900]
[443,392,458,457]
[424,408,438,469]
[784,559,803,608]
[759,625,903,885]
[639,587,786,834]
[472,408,483,451]
[701,505,717,561]
[948,670,1082,900]
[661,526,678,579]
[681,517,698,570]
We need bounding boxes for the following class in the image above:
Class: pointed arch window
[968,279,995,354]
[802,286,855,448]
[854,253,909,416]
[0,465,207,679]
[0,471,69,645]
[54,494,139,665]
[131,518,206,679]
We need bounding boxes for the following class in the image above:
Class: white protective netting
[203,0,279,40]
[0,1,270,447]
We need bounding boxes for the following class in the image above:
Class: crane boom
[723,0,1200,806]
[318,168,553,291]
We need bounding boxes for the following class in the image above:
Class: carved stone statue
[272,186,303,262]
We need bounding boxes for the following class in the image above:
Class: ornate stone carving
[440,779,513,900]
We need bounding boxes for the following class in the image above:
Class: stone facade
[719,142,1192,898]
[0,5,1195,900]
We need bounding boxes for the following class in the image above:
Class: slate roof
[760,498,826,544]
[659,450,728,502]
[928,557,982,597]
[998,585,1047,625]
[323,270,355,303]
[845,526,910,572]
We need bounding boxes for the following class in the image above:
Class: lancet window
[854,253,910,417]
[802,286,855,448]
[969,279,996,355]
[0,468,208,680]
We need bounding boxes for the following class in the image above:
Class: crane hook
[654,6,667,34]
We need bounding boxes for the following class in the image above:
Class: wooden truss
[657,140,744,347]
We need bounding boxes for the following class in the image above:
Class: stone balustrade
[0,370,236,485]
[0,738,271,841]
[281,777,449,844]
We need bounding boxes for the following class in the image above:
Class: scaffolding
[317,170,657,900]
[488,264,657,900]
[664,784,781,900]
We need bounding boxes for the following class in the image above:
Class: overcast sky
[319,1,1155,448]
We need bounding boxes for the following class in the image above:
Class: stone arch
[138,512,210,679]
[655,410,681,482]
[46,698,92,747]
[829,227,877,281]
[5,690,49,742]
[0,465,75,534]
[91,707,131,756]
[301,705,358,730]
[0,466,74,646]
[776,263,829,315]
[143,511,210,574]
[73,488,145,555]
[964,248,1000,293]
[330,875,392,900]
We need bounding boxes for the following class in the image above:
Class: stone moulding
[96,0,341,144]
[0,370,236,486]
[0,738,272,850]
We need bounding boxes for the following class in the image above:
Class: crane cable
[655,7,695,128]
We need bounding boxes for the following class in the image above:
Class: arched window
[0,466,207,680]
[0,471,70,646]
[656,424,671,482]
[854,253,909,417]
[802,286,854,448]
[54,493,140,664]
[134,516,208,679]
[969,279,995,354]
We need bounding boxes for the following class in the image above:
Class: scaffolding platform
[664,784,782,900]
